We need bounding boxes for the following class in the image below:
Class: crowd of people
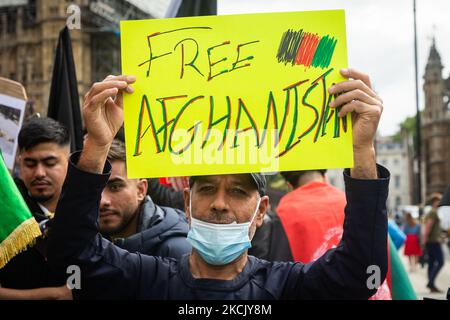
[400,193,447,293]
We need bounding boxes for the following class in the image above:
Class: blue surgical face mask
[187,192,261,266]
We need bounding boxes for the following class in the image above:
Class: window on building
[395,196,401,208]
[7,9,17,34]
[49,6,59,15]
[23,0,37,28]
[22,62,27,83]
[395,175,400,188]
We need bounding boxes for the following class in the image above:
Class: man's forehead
[194,174,255,186]
[20,142,69,155]
[110,160,128,178]
[109,160,143,184]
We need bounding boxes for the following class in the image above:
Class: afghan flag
[386,235,417,300]
[0,152,41,268]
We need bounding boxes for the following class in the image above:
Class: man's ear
[255,195,269,228]
[136,178,148,201]
[183,187,191,223]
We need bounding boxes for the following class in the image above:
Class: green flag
[389,235,417,300]
[0,152,41,268]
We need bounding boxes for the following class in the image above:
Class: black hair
[114,126,125,143]
[18,117,70,151]
[280,170,327,189]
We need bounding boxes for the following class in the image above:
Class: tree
[393,114,421,153]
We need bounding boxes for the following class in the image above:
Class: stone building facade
[0,0,150,115]
[421,39,450,197]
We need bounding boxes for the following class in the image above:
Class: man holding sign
[48,11,388,299]
[47,66,388,299]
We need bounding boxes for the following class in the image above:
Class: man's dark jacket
[0,179,65,289]
[48,152,390,299]
[113,196,191,260]
[249,211,293,262]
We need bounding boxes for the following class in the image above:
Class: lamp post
[413,0,422,205]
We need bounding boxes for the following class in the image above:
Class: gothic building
[421,38,450,197]
[0,0,151,115]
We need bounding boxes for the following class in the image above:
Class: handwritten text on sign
[120,10,352,178]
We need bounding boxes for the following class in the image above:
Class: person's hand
[329,69,383,179]
[52,285,73,300]
[329,68,383,151]
[83,75,135,148]
[79,75,135,173]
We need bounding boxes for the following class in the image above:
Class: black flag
[176,0,217,17]
[47,26,83,152]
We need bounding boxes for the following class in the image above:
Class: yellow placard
[120,10,352,179]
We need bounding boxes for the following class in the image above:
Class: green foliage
[394,114,421,153]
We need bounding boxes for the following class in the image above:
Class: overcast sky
[218,0,450,136]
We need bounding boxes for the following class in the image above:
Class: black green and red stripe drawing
[276,29,337,69]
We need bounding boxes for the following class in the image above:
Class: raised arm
[283,69,389,299]
[79,75,135,174]
[47,76,155,299]
[330,68,382,180]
